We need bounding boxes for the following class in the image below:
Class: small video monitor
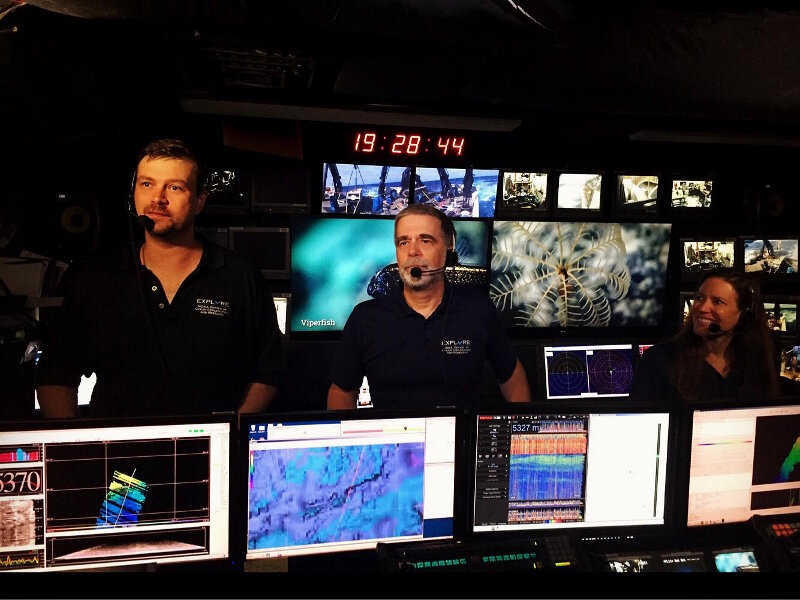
[556,173,602,211]
[499,171,548,212]
[605,550,709,573]
[778,343,800,383]
[414,167,498,218]
[322,163,408,215]
[671,179,712,208]
[243,409,460,558]
[681,238,735,277]
[615,174,659,213]
[471,407,671,534]
[543,344,634,399]
[742,237,798,276]
[712,547,760,572]
[202,167,251,215]
[0,414,235,571]
[252,161,309,214]
[762,297,797,335]
[679,291,695,326]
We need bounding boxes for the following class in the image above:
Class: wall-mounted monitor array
[243,409,460,559]
[543,344,634,399]
[471,408,670,534]
[686,402,800,528]
[289,215,491,334]
[320,164,499,218]
[490,221,672,328]
[0,415,234,572]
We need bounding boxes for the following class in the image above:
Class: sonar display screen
[543,344,634,399]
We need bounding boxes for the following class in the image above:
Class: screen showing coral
[490,221,672,328]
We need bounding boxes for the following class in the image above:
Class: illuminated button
[151,285,157,291]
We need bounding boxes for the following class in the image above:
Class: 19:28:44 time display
[353,131,465,157]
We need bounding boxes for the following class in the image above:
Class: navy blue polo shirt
[329,283,518,409]
[36,242,284,417]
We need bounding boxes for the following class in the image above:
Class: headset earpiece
[445,231,458,267]
[734,281,757,332]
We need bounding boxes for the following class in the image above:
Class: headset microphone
[135,214,155,231]
[708,322,722,334]
[410,265,447,278]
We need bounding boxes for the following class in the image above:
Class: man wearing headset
[327,203,531,410]
[36,138,284,418]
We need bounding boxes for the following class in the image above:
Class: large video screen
[244,410,459,558]
[687,403,800,527]
[290,216,490,333]
[0,416,233,572]
[472,409,670,533]
[490,221,672,328]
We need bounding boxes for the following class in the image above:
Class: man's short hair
[394,204,456,248]
[135,139,206,193]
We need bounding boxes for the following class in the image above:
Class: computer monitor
[671,179,713,209]
[543,343,634,399]
[742,237,798,277]
[471,406,670,534]
[686,401,800,528]
[243,409,461,559]
[0,415,235,572]
[491,221,672,328]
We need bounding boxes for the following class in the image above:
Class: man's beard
[399,267,439,291]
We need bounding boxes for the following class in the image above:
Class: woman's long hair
[670,267,779,403]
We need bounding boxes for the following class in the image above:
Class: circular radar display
[547,351,589,397]
[587,349,634,395]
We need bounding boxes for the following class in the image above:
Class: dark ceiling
[3,1,800,147]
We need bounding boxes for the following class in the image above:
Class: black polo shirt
[329,284,518,409]
[630,342,740,405]
[36,242,284,417]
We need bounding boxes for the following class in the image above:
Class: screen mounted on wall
[490,221,672,328]
[414,167,498,218]
[543,344,634,399]
[290,215,490,333]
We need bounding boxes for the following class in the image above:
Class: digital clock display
[353,131,467,157]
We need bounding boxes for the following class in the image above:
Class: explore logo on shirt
[442,339,471,356]
[195,298,231,317]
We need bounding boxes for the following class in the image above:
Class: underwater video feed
[490,221,671,328]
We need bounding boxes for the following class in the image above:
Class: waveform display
[97,470,148,527]
[509,452,586,502]
[0,445,41,463]
[0,550,43,571]
[530,418,586,434]
[45,438,211,530]
[511,433,587,455]
[248,442,424,553]
[508,505,583,523]
[751,414,800,485]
